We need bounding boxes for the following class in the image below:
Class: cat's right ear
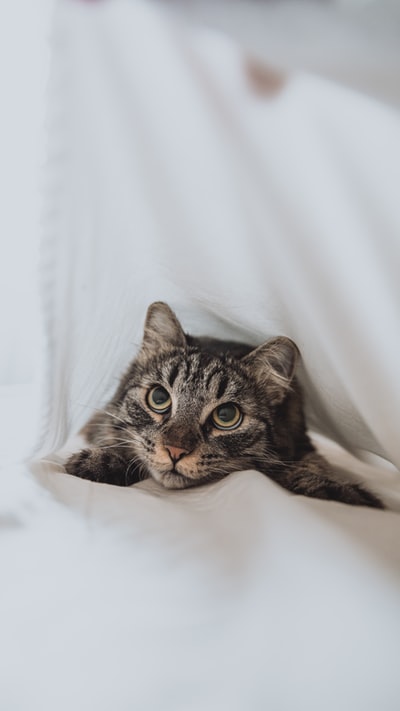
[242,336,299,406]
[140,302,187,355]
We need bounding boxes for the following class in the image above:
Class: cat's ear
[242,336,299,405]
[140,302,187,354]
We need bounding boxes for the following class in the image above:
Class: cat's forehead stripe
[204,366,221,390]
[186,352,206,384]
[168,362,180,387]
[216,375,229,400]
[183,358,192,381]
[151,351,247,403]
[165,353,244,397]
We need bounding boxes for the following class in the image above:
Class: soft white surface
[39,0,400,473]
[2,387,400,709]
[1,447,400,710]
[0,0,52,385]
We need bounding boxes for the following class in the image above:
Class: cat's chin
[151,469,222,490]
[152,471,192,490]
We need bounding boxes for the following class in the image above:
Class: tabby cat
[65,302,383,508]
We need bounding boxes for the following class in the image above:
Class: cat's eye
[211,403,242,430]
[147,386,172,413]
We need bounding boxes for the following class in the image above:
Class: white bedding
[38,0,400,470]
[2,427,400,710]
[2,1,400,708]
[2,422,400,709]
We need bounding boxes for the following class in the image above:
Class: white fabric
[2,384,400,709]
[38,0,400,472]
[3,1,400,709]
[1,427,400,709]
[0,0,51,385]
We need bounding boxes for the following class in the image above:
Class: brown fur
[65,303,383,509]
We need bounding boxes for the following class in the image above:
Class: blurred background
[0,0,52,458]
[0,0,52,385]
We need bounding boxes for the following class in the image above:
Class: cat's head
[116,302,299,489]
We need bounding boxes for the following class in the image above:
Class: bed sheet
[1,439,400,711]
[38,0,400,474]
[2,387,400,709]
[1,384,400,710]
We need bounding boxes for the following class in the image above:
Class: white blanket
[1,402,400,709]
[2,1,400,708]
[38,0,400,472]
[2,421,400,709]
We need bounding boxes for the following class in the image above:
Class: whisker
[94,442,134,451]
[125,454,147,485]
[72,401,128,427]
[88,436,135,447]
[81,422,126,431]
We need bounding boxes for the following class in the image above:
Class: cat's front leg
[275,452,384,509]
[65,447,143,486]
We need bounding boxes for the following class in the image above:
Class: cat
[65,302,383,508]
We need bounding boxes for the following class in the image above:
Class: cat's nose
[165,445,189,463]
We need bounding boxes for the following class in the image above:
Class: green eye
[147,386,172,413]
[212,403,242,430]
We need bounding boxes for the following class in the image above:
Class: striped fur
[65,303,383,508]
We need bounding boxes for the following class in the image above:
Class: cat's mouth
[147,462,199,489]
[147,457,220,489]
[157,470,193,489]
[152,467,220,490]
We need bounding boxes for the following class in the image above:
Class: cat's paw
[338,482,384,509]
[65,448,102,482]
[64,447,134,486]
[297,477,384,509]
[284,452,384,509]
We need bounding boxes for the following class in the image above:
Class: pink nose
[165,445,188,462]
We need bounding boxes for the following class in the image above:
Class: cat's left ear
[242,336,299,405]
[140,302,187,354]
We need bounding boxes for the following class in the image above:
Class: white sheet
[2,1,400,708]
[2,386,400,709]
[2,445,400,710]
[37,0,400,474]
